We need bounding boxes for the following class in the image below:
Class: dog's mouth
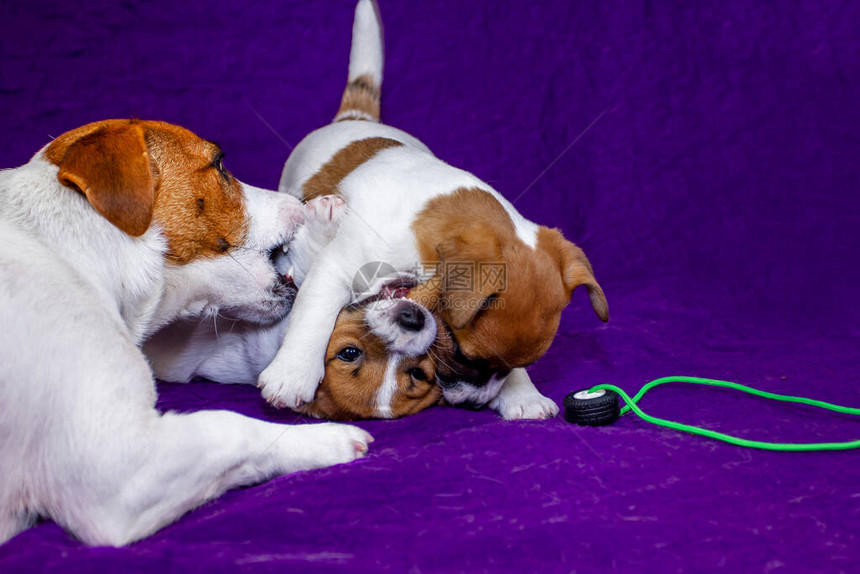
[267,246,297,297]
[273,272,297,298]
[355,276,418,306]
[380,279,414,299]
[435,323,509,392]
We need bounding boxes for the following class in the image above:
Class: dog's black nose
[397,304,425,331]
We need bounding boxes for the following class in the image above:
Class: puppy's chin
[220,297,293,325]
[217,279,296,325]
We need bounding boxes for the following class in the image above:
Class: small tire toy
[564,389,621,426]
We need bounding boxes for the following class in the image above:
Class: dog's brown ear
[436,224,502,330]
[541,228,609,322]
[562,242,609,322]
[53,123,155,237]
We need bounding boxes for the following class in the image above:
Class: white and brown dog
[145,195,444,420]
[258,0,608,419]
[0,119,372,546]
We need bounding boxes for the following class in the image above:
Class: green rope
[589,376,860,451]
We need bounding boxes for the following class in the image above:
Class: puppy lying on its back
[146,195,444,419]
[258,0,608,419]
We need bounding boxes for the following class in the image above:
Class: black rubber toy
[564,389,621,426]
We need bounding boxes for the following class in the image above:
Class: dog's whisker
[428,346,456,374]
[357,329,379,343]
[225,251,265,287]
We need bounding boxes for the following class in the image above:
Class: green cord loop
[589,376,860,452]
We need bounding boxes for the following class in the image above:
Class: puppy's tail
[334,0,383,123]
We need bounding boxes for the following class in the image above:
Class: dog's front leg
[67,411,372,546]
[258,253,352,409]
[488,368,559,420]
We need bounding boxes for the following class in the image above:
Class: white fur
[278,120,429,197]
[145,195,344,385]
[0,148,372,546]
[258,1,553,419]
[145,313,290,386]
[147,182,309,333]
[145,196,439,422]
[488,369,560,420]
[374,355,401,418]
[440,372,508,410]
[349,0,384,87]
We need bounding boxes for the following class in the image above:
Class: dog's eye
[408,368,428,381]
[211,153,228,178]
[336,346,362,362]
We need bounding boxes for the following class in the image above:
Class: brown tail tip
[334,75,381,122]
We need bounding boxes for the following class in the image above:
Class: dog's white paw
[489,391,559,420]
[285,423,373,471]
[271,423,373,473]
[304,195,346,239]
[258,353,324,410]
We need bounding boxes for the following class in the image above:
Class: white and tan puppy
[259,0,608,419]
[145,195,443,420]
[0,119,372,547]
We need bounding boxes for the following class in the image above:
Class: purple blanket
[2,1,858,571]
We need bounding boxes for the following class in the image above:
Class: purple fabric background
[2,0,858,572]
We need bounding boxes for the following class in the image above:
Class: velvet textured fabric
[1,1,858,572]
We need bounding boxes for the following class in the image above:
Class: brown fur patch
[45,119,247,264]
[298,307,443,420]
[144,122,247,264]
[411,187,606,370]
[388,354,444,416]
[537,227,609,322]
[335,74,381,122]
[305,306,387,419]
[302,137,402,201]
[47,121,154,237]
